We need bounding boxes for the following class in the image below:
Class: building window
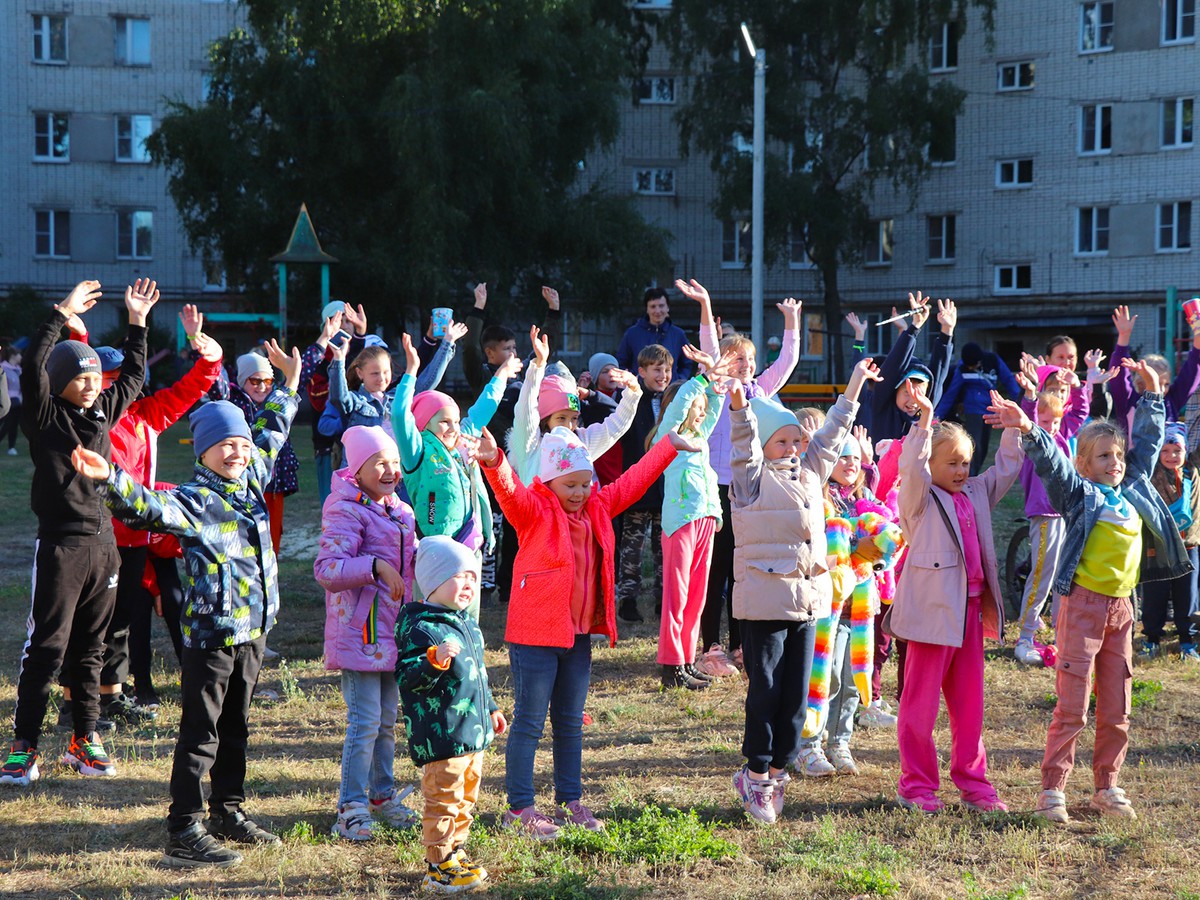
[1162,98,1194,148]
[1076,207,1110,255]
[722,220,752,268]
[117,210,153,259]
[32,14,67,63]
[1158,201,1193,251]
[802,313,825,360]
[1163,0,1196,44]
[929,115,956,165]
[1080,104,1112,154]
[865,219,894,266]
[35,210,71,258]
[789,226,815,269]
[202,256,227,292]
[115,114,153,163]
[33,113,69,162]
[635,77,675,105]
[995,264,1032,294]
[929,22,958,72]
[1080,2,1114,53]
[114,17,151,66]
[997,61,1035,91]
[996,158,1034,187]
[863,313,895,356]
[927,215,956,263]
[632,167,675,195]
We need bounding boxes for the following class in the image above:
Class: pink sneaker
[550,800,605,831]
[733,766,777,824]
[694,645,739,678]
[961,793,1009,813]
[896,792,944,814]
[501,807,561,840]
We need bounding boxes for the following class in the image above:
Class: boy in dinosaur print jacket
[395,536,505,894]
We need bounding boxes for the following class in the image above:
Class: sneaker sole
[421,876,485,894]
[0,764,40,786]
[1089,802,1137,820]
[160,852,242,869]
[501,822,560,841]
[896,795,943,814]
[61,754,116,777]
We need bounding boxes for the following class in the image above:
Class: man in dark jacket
[936,341,1022,474]
[616,288,693,381]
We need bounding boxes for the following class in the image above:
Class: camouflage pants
[617,509,663,608]
[480,509,502,590]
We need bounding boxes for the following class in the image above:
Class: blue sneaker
[1180,643,1200,662]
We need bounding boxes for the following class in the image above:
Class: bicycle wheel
[1003,522,1031,623]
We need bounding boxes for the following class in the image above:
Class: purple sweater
[1018,384,1089,518]
[1109,343,1200,432]
[700,324,800,485]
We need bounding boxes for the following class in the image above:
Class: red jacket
[110,358,222,547]
[482,437,676,649]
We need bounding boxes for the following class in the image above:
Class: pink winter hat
[538,426,593,484]
[1037,365,1063,390]
[537,375,581,421]
[411,390,457,431]
[343,425,398,476]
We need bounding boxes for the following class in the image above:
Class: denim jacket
[1021,392,1191,597]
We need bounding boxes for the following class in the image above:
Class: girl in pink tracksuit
[885,386,1027,813]
[315,426,419,841]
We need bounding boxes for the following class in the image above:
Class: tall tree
[148,0,670,328]
[663,1,993,379]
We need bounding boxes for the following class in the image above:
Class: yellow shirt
[1075,516,1143,598]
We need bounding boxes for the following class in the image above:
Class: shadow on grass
[488,873,650,900]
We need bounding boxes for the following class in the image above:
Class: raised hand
[179,304,204,339]
[541,286,560,310]
[607,368,640,394]
[845,357,883,402]
[456,433,481,467]
[907,291,931,330]
[576,370,592,389]
[798,413,819,446]
[192,333,223,363]
[1058,367,1080,388]
[890,307,907,335]
[444,321,469,345]
[474,282,488,310]
[1112,305,1137,344]
[496,354,523,382]
[668,431,703,453]
[1087,365,1121,386]
[342,303,368,336]
[529,325,549,368]
[681,343,716,373]
[1084,348,1106,371]
[71,445,111,481]
[845,312,867,342]
[124,278,160,325]
[375,558,406,601]
[675,278,711,308]
[318,308,345,347]
[58,280,103,318]
[1122,357,1161,395]
[984,391,1033,432]
[727,379,747,411]
[853,424,874,464]
[401,333,420,377]
[776,297,801,329]
[476,427,500,465]
[328,335,349,363]
[1015,371,1036,398]
[264,338,302,391]
[936,297,957,335]
[908,380,934,427]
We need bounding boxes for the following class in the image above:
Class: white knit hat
[538,426,593,483]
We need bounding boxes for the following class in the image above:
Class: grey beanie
[47,341,101,395]
[415,536,480,599]
[588,352,619,385]
[236,351,272,387]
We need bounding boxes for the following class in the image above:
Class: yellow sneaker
[422,856,484,894]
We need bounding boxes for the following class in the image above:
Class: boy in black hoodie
[0,279,155,786]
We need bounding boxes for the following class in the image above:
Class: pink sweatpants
[657,517,717,666]
[1041,583,1133,792]
[897,596,996,802]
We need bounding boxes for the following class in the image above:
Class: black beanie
[47,341,101,395]
[961,342,983,367]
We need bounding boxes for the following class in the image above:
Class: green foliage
[662,0,993,377]
[963,871,1030,900]
[767,818,905,895]
[0,286,54,345]
[280,820,328,844]
[556,806,738,864]
[147,0,671,328]
[1131,678,1162,710]
[278,659,304,701]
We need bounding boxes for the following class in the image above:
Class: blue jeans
[506,635,592,810]
[800,619,856,751]
[339,669,400,807]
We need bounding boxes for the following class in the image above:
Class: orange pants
[421,752,483,864]
[1041,583,1133,792]
[264,492,284,556]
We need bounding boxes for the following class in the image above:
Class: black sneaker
[618,602,644,623]
[56,701,116,735]
[163,823,243,868]
[207,809,281,845]
[661,665,709,691]
[101,692,158,724]
[684,663,714,682]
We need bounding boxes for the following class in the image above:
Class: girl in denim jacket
[1017,360,1190,824]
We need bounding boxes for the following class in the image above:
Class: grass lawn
[1,424,1199,899]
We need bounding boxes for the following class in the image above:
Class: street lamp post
[742,23,766,355]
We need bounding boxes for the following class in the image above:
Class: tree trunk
[822,262,846,383]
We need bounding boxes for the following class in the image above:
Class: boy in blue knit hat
[70,339,302,868]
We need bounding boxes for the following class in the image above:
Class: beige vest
[732,456,831,622]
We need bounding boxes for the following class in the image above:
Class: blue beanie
[748,396,801,447]
[94,346,125,373]
[1164,422,1187,448]
[589,352,619,385]
[190,400,252,457]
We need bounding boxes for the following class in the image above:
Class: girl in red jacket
[477,424,695,840]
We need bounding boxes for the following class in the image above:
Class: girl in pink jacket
[314,426,419,841]
[885,387,1028,814]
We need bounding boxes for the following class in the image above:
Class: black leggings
[700,484,740,651]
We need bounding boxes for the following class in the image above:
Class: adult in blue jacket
[615,288,693,381]
[936,342,1022,474]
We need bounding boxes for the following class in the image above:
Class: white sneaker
[858,698,897,729]
[6,448,16,457]
[797,746,836,777]
[1014,639,1044,667]
[828,745,859,775]
[1090,787,1137,820]
[1034,789,1069,825]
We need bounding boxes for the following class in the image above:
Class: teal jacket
[652,375,724,537]
[395,601,498,765]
